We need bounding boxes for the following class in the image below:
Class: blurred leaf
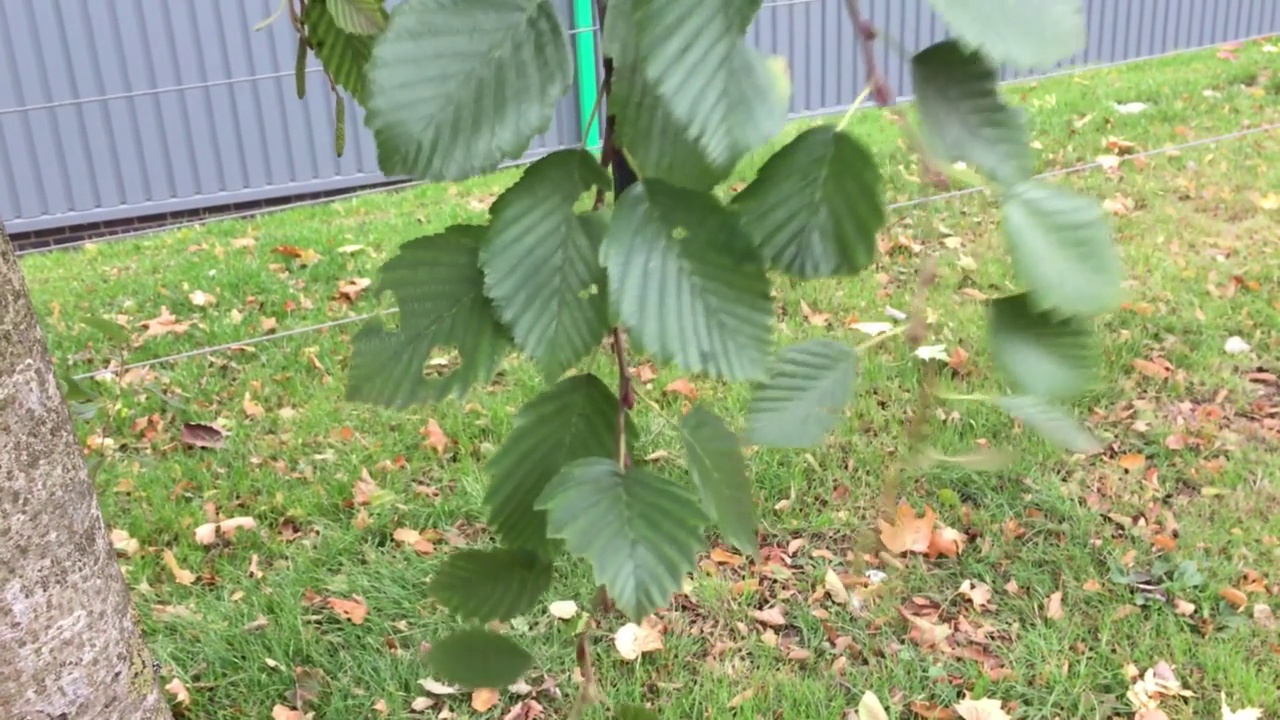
[428,549,554,622]
[303,0,377,101]
[926,0,1086,69]
[615,705,661,720]
[365,0,572,180]
[535,458,707,620]
[81,316,130,344]
[989,292,1096,399]
[347,225,511,409]
[325,0,387,35]
[912,40,1033,187]
[745,340,856,448]
[996,395,1103,455]
[1001,180,1123,317]
[681,405,758,556]
[603,181,772,381]
[425,629,533,689]
[481,150,612,379]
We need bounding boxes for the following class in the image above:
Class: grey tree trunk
[0,226,172,719]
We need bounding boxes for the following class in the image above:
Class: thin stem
[835,83,874,132]
[934,391,991,403]
[854,323,906,352]
[612,328,633,468]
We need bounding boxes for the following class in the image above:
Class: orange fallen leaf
[1045,591,1065,621]
[879,503,937,555]
[165,677,191,706]
[138,307,192,338]
[243,393,265,420]
[1152,534,1177,552]
[959,580,994,611]
[664,377,698,400]
[110,528,140,557]
[954,696,1011,720]
[327,596,369,624]
[799,299,832,326]
[751,606,787,627]
[353,468,379,506]
[927,524,965,559]
[1082,579,1103,592]
[632,363,658,383]
[162,549,196,586]
[471,688,500,712]
[1219,587,1248,609]
[1132,358,1171,379]
[910,700,959,719]
[422,419,449,455]
[709,547,745,566]
[1117,453,1147,471]
[272,705,305,720]
[336,277,372,303]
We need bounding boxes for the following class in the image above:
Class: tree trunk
[0,226,171,719]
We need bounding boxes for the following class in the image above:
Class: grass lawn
[17,40,1280,719]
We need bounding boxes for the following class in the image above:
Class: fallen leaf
[1220,587,1248,609]
[273,245,322,265]
[959,580,994,611]
[1082,579,1103,592]
[664,378,698,400]
[1114,101,1149,114]
[471,688,500,712]
[857,691,890,720]
[954,696,1011,720]
[180,422,225,449]
[903,612,952,648]
[751,606,787,627]
[1045,591,1065,621]
[848,321,896,336]
[1220,692,1264,720]
[110,528,140,557]
[327,596,369,624]
[337,243,367,254]
[165,677,191,706]
[272,705,304,720]
[372,698,389,716]
[419,678,459,695]
[353,468,379,506]
[909,700,959,719]
[187,290,216,307]
[799,299,832,326]
[548,600,579,620]
[927,524,965,559]
[879,503,937,555]
[825,567,849,604]
[194,523,219,545]
[914,344,950,362]
[1117,453,1147,471]
[242,393,265,420]
[1133,358,1171,379]
[1103,193,1136,216]
[1172,598,1197,616]
[231,236,257,249]
[162,549,196,586]
[709,547,745,566]
[1254,603,1275,629]
[614,619,664,661]
[1224,336,1252,355]
[728,688,756,709]
[139,307,192,338]
[336,277,372,303]
[422,419,449,455]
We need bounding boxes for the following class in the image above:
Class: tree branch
[841,0,948,189]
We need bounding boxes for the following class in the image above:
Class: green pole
[572,0,602,155]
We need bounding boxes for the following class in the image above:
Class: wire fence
[65,121,1280,382]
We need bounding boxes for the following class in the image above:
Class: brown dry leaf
[709,547,745,566]
[242,393,265,420]
[273,245,322,265]
[162,549,196,586]
[959,580,994,611]
[1220,587,1249,609]
[1117,453,1147,471]
[372,698,389,716]
[879,503,937,555]
[614,619,664,661]
[336,277,373,303]
[353,468,379,506]
[165,677,191,706]
[664,377,698,400]
[751,606,787,627]
[422,419,449,455]
[633,363,658,383]
[909,700,958,719]
[1045,591,1065,621]
[1103,193,1136,216]
[927,524,965,559]
[194,523,219,545]
[1253,603,1275,629]
[471,688,500,712]
[1127,661,1196,713]
[327,596,369,624]
[824,567,849,605]
[139,307,192,338]
[1133,358,1171,379]
[799,299,832,326]
[1082,579,1103,592]
[903,612,952,648]
[728,688,756,709]
[110,528,140,557]
[1172,598,1197,616]
[948,345,970,372]
[953,696,1011,720]
[272,705,305,720]
[180,422,225,449]
[231,236,257,249]
[187,290,216,307]
[857,691,890,720]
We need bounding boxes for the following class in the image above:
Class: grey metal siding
[2,0,1277,234]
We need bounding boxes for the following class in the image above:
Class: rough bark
[0,225,171,719]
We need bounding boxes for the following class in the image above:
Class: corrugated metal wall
[2,0,1277,234]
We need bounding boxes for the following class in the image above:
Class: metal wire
[65,121,1279,382]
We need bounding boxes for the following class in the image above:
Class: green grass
[18,40,1280,719]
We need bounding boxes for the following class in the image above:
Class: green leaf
[606,0,784,176]
[481,150,611,379]
[365,0,572,181]
[81,316,131,344]
[911,40,1033,187]
[745,340,856,448]
[989,292,1096,400]
[57,369,97,404]
[602,181,773,381]
[484,374,626,554]
[425,628,533,689]
[303,0,377,102]
[1001,180,1123,317]
[347,225,511,409]
[428,548,554,622]
[995,395,1103,455]
[926,0,1086,69]
[325,0,387,35]
[680,406,758,556]
[616,706,661,720]
[731,126,885,278]
[535,458,707,620]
